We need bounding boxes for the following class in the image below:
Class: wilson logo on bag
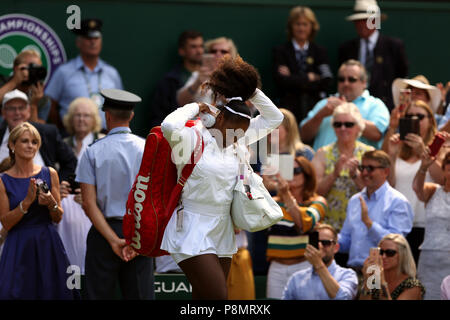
[123,121,203,257]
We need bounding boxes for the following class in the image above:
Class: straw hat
[392,75,441,113]
[346,0,387,21]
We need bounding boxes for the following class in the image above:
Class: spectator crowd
[0,0,450,301]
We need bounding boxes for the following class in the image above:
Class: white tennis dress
[160,89,283,263]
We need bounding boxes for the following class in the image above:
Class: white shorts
[161,201,237,261]
[171,251,233,265]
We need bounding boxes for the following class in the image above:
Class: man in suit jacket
[0,90,77,188]
[338,0,408,111]
[273,6,333,124]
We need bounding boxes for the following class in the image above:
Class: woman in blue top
[0,122,78,299]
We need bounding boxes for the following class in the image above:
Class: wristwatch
[50,203,58,212]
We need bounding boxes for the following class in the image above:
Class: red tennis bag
[123,120,203,257]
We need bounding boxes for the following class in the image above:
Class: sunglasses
[405,113,428,121]
[358,165,386,173]
[210,49,229,54]
[319,239,335,247]
[293,167,303,175]
[333,121,356,128]
[379,249,397,257]
[337,76,359,83]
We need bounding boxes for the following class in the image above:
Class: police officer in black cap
[45,18,123,133]
[76,89,154,300]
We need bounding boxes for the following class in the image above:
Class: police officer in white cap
[76,88,153,299]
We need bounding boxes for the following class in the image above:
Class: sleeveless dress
[417,186,450,300]
[394,158,431,228]
[0,167,79,300]
[391,277,425,300]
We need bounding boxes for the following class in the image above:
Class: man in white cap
[338,0,408,111]
[0,89,77,183]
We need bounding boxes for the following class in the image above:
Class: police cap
[101,89,142,111]
[73,18,103,38]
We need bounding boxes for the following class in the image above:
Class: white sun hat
[392,75,441,113]
[346,0,387,21]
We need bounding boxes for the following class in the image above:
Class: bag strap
[166,128,204,213]
[177,128,204,188]
[234,143,253,175]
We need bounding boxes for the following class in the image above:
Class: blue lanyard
[81,67,102,96]
[108,130,130,136]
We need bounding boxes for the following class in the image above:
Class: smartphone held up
[428,133,445,157]
[201,53,216,71]
[399,116,420,140]
[398,88,412,112]
[369,247,380,260]
[308,231,319,249]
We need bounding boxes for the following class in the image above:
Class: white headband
[223,105,252,120]
[226,97,242,102]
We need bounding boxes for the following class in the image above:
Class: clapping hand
[359,196,372,229]
[23,178,38,207]
[319,96,345,118]
[345,157,360,179]
[334,153,358,177]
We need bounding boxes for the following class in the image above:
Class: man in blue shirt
[300,60,389,150]
[338,150,413,270]
[282,224,358,300]
[76,88,153,300]
[45,19,123,132]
